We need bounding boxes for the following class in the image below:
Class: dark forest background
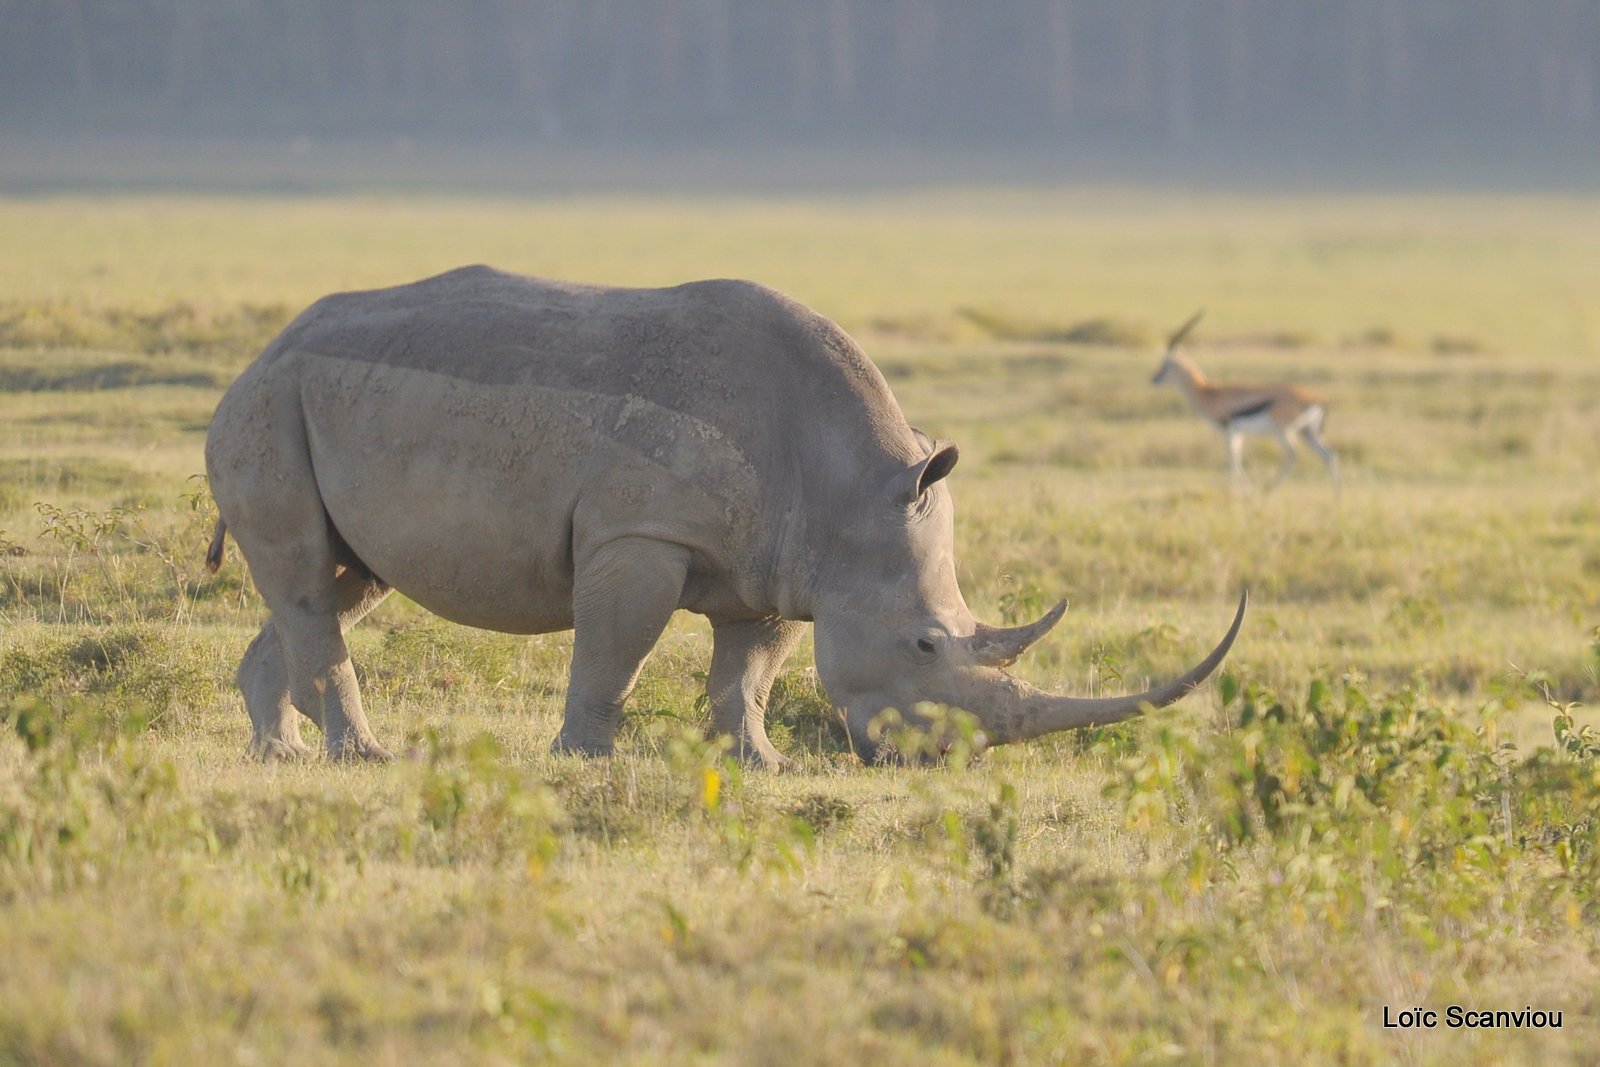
[5,1,1599,151]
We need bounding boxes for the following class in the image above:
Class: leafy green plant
[867,703,987,768]
[971,781,1021,916]
[1103,672,1600,931]
[653,720,814,876]
[409,728,562,873]
[1,692,198,902]
[372,621,523,697]
[1553,702,1600,763]
[0,625,214,731]
[995,574,1046,626]
[35,502,135,621]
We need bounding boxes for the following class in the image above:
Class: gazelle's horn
[1166,309,1204,352]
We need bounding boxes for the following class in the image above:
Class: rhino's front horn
[969,600,1068,667]
[973,589,1249,746]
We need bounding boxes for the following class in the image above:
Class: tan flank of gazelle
[1151,311,1339,489]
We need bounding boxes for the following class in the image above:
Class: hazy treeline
[5,1,1598,145]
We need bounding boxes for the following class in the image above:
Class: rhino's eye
[916,638,936,655]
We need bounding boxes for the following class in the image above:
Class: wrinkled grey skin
[205,266,1245,767]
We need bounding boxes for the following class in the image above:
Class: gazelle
[1151,311,1339,489]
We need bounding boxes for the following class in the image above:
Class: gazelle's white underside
[1225,403,1322,437]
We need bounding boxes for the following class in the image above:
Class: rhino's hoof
[550,735,614,758]
[249,737,313,762]
[331,737,396,763]
[730,745,792,772]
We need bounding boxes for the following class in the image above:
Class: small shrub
[1431,333,1488,355]
[1101,673,1600,929]
[0,625,214,732]
[1058,317,1150,347]
[786,792,855,835]
[1347,325,1399,347]
[1,692,191,901]
[1387,593,1444,634]
[867,703,986,767]
[971,781,1021,916]
[0,636,74,692]
[958,307,1148,347]
[995,576,1047,626]
[407,728,563,871]
[1553,703,1600,763]
[363,620,523,698]
[766,669,849,756]
[0,298,290,358]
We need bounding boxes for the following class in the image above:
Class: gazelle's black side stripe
[1223,398,1274,425]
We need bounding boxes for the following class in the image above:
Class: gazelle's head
[1151,309,1205,386]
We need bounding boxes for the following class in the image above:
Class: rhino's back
[220,267,909,628]
[274,266,870,437]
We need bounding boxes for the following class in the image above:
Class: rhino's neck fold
[765,472,825,622]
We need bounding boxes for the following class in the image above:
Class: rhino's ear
[893,440,959,505]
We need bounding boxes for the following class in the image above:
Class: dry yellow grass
[2,188,1599,1065]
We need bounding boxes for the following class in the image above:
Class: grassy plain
[2,188,1599,1064]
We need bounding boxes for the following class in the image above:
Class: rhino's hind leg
[240,566,391,761]
[271,600,391,763]
[707,617,806,770]
[239,623,309,761]
[553,537,691,757]
[229,514,393,763]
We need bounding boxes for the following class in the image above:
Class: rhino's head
[810,438,1246,760]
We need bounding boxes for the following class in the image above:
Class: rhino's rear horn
[969,599,1067,667]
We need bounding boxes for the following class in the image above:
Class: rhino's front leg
[553,537,691,757]
[707,617,806,770]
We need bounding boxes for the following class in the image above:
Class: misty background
[4,1,1600,192]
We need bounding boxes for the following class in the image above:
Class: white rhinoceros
[205,266,1244,767]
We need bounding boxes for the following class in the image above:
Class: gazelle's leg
[1226,430,1246,488]
[1268,430,1299,489]
[1302,415,1340,489]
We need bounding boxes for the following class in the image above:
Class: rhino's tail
[205,519,227,574]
